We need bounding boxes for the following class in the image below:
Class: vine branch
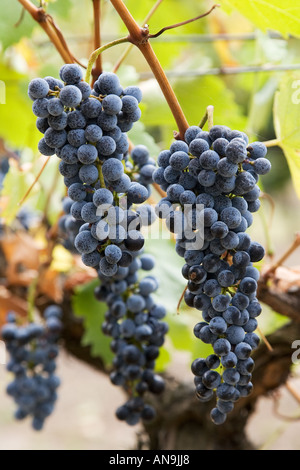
[17,156,51,207]
[17,0,75,64]
[92,0,103,82]
[148,4,220,38]
[199,105,214,129]
[113,0,164,73]
[110,0,191,140]
[263,138,281,148]
[263,232,300,280]
[85,36,130,84]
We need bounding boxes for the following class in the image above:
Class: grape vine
[0,0,275,435]
[2,306,62,431]
[154,124,271,424]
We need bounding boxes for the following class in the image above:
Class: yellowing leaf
[274,73,300,146]
[273,72,300,198]
[51,245,75,273]
[39,269,63,303]
[280,146,300,198]
[0,62,40,150]
[141,75,247,132]
[220,0,300,38]
[72,280,113,366]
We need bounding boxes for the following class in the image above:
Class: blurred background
[0,0,300,450]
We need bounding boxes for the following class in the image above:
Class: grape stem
[109,0,190,140]
[92,0,103,82]
[263,232,300,279]
[285,381,300,406]
[177,286,188,315]
[17,0,76,64]
[199,105,215,130]
[18,156,51,207]
[42,160,61,224]
[14,5,26,27]
[153,182,167,198]
[262,138,281,148]
[85,36,130,84]
[96,161,106,189]
[256,326,273,352]
[148,4,220,39]
[113,0,165,74]
[89,1,219,138]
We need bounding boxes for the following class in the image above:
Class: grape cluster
[154,124,271,424]
[96,251,167,425]
[1,306,62,431]
[58,144,156,267]
[29,65,165,425]
[58,195,85,253]
[29,65,157,272]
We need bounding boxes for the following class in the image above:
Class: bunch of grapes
[29,64,166,426]
[29,64,156,272]
[1,306,62,431]
[154,124,271,424]
[96,251,168,426]
[58,195,85,253]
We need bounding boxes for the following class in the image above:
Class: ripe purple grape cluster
[1,306,62,431]
[29,65,165,426]
[29,64,156,272]
[96,252,168,425]
[58,144,156,268]
[154,124,271,424]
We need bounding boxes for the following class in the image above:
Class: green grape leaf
[155,346,171,372]
[72,279,113,367]
[174,76,247,132]
[220,0,300,38]
[128,121,161,158]
[45,0,73,18]
[274,72,300,198]
[145,238,187,314]
[123,0,207,69]
[278,145,300,198]
[246,77,279,140]
[191,338,214,369]
[141,75,247,132]
[0,0,36,49]
[0,63,40,150]
[167,315,194,351]
[257,304,289,336]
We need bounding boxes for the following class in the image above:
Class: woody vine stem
[110,0,219,138]
[109,0,190,139]
[17,0,219,140]
[92,0,219,139]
